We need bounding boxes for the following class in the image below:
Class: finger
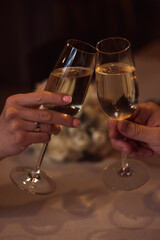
[6,106,81,128]
[129,147,153,158]
[107,119,120,138]
[35,123,60,135]
[25,132,52,145]
[117,120,160,145]
[40,124,61,135]
[127,139,153,157]
[6,91,72,107]
[24,121,61,135]
[7,117,61,135]
[130,106,150,124]
[110,136,153,158]
[130,102,159,124]
[11,131,52,150]
[110,138,132,155]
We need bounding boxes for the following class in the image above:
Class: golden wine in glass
[10,39,96,195]
[96,37,149,191]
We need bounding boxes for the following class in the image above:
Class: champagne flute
[10,39,96,195]
[95,37,149,191]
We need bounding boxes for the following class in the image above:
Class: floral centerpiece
[31,83,112,162]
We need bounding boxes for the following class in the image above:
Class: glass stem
[121,151,128,169]
[36,143,48,170]
[119,151,132,176]
[29,143,48,179]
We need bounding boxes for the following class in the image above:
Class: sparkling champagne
[96,63,138,120]
[44,66,93,116]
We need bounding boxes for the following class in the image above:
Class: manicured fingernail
[73,119,81,127]
[63,95,72,103]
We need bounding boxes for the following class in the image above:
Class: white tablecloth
[0,149,160,240]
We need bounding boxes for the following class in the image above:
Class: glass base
[10,167,56,195]
[103,159,150,191]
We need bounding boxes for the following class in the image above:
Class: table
[0,39,160,240]
[0,149,160,240]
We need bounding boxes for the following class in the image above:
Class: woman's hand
[107,102,160,158]
[0,91,80,160]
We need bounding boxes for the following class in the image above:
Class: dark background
[0,0,160,111]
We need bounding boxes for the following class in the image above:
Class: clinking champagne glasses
[95,37,150,191]
[10,39,96,195]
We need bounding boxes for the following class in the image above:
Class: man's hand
[108,102,160,158]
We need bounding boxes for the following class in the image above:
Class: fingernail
[73,119,81,127]
[63,95,72,103]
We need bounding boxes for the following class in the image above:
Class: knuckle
[33,92,44,104]
[6,94,23,106]
[39,110,52,122]
[4,107,18,120]
[134,124,143,138]
[61,115,73,127]
[5,95,16,106]
[10,119,20,131]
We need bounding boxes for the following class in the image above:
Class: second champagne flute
[10,39,96,195]
[96,37,150,191]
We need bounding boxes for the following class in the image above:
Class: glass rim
[66,39,97,55]
[96,37,130,54]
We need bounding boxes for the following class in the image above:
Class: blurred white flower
[32,84,112,162]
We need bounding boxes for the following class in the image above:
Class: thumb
[117,120,158,145]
